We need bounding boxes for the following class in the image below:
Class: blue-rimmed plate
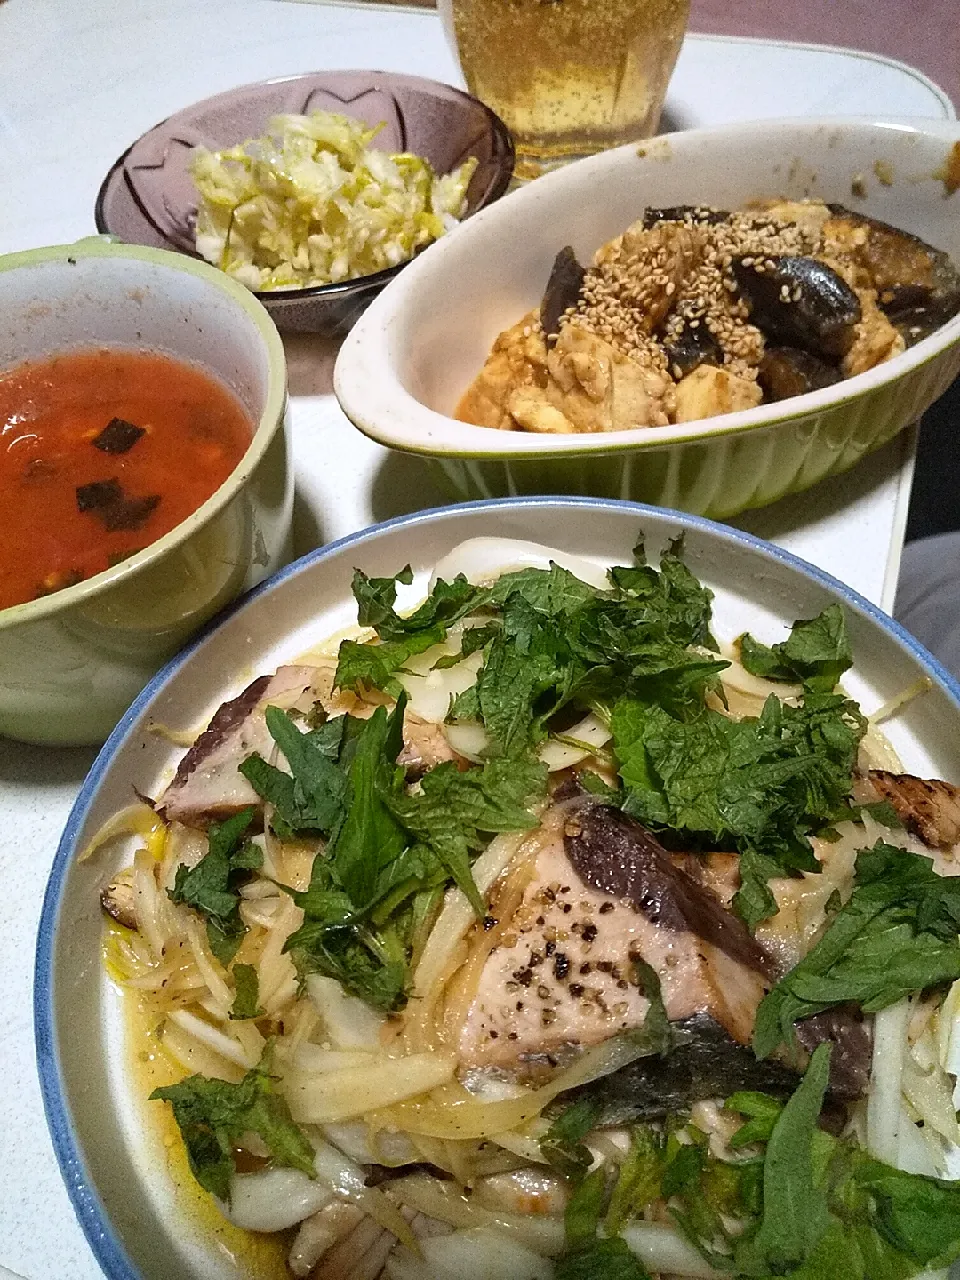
[35,496,960,1279]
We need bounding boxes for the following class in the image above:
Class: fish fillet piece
[458,805,771,1069]
[867,770,960,850]
[159,665,318,825]
[160,668,459,826]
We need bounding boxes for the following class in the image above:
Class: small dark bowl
[95,70,515,335]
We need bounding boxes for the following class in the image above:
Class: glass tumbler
[439,0,690,180]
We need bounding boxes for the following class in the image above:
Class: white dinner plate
[35,496,960,1279]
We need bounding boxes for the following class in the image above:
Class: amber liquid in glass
[448,0,689,179]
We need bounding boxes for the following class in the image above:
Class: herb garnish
[613,685,866,928]
[150,1052,315,1201]
[167,807,262,964]
[738,603,853,693]
[238,694,545,1009]
[229,964,263,1020]
[552,1048,960,1279]
[754,841,960,1059]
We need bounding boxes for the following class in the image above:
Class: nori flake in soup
[92,417,146,454]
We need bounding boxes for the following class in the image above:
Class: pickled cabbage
[190,110,477,291]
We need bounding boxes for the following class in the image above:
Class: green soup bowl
[0,240,292,746]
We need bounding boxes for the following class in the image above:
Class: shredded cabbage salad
[190,110,478,291]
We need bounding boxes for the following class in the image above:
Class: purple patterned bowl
[95,70,515,335]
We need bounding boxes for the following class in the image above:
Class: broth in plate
[0,347,252,611]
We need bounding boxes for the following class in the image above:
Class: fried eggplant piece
[540,246,586,345]
[795,1006,872,1100]
[101,875,137,931]
[732,255,861,359]
[826,205,960,343]
[758,346,842,402]
[663,321,724,379]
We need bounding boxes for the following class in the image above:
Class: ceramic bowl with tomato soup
[0,238,291,747]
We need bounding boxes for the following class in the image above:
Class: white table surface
[0,1,954,1275]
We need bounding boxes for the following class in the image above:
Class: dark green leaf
[287,917,408,1011]
[854,1154,960,1267]
[239,705,347,836]
[629,961,673,1057]
[540,1097,603,1180]
[614,688,866,924]
[433,622,499,669]
[386,755,547,915]
[150,1058,315,1201]
[746,1042,832,1271]
[754,842,960,1059]
[857,800,904,830]
[330,701,408,908]
[565,1165,607,1249]
[576,770,621,801]
[229,964,263,1020]
[489,561,600,617]
[661,1141,704,1198]
[734,849,782,932]
[605,1126,666,1234]
[206,915,247,966]
[351,566,481,642]
[609,535,716,651]
[738,605,853,694]
[168,808,261,965]
[725,1091,784,1148]
[352,564,413,631]
[555,1238,652,1280]
[334,626,446,697]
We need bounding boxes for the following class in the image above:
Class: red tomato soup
[0,348,253,611]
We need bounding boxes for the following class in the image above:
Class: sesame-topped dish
[457,200,960,434]
[335,117,960,516]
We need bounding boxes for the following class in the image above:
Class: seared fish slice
[867,770,960,849]
[159,666,318,825]
[160,668,457,826]
[458,804,773,1070]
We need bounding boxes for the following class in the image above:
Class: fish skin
[867,770,960,850]
[458,806,772,1070]
[158,666,317,826]
[555,1012,803,1123]
[563,806,775,980]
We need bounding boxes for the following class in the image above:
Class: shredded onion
[372,1032,656,1141]
[286,1053,457,1124]
[539,711,612,772]
[443,721,489,763]
[79,802,163,863]
[324,1122,418,1168]
[226,1167,333,1231]
[621,1223,721,1276]
[160,1018,244,1082]
[867,998,911,1164]
[166,1009,258,1069]
[132,848,169,960]
[869,676,933,726]
[307,974,386,1050]
[310,1137,419,1252]
[403,830,533,1053]
[390,1176,564,1255]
